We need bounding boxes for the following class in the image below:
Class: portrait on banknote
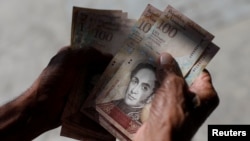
[99,62,158,120]
[95,50,159,138]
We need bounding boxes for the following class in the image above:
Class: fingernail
[160,53,172,65]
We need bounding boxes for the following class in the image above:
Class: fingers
[156,53,186,105]
[189,69,219,110]
[47,46,73,67]
[136,52,219,141]
[140,53,185,123]
[149,53,186,126]
[157,53,219,112]
[134,53,187,141]
[47,46,112,70]
[158,53,183,80]
[57,46,71,53]
[179,69,219,140]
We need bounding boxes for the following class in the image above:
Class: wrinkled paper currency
[94,5,217,141]
[60,4,219,141]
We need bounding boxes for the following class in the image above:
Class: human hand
[28,46,112,132]
[134,53,219,141]
[0,46,112,140]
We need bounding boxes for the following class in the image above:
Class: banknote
[94,5,215,140]
[130,43,220,132]
[95,42,220,140]
[61,7,133,140]
[63,7,135,120]
[62,6,134,120]
[95,49,157,140]
[71,7,136,55]
[71,6,123,47]
[61,125,101,141]
[139,5,214,77]
[60,62,115,140]
[185,42,220,86]
[60,4,220,141]
[81,4,163,121]
[61,112,115,141]
[87,4,215,111]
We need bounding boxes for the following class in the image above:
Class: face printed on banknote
[102,62,158,122]
[124,63,157,108]
[95,47,159,140]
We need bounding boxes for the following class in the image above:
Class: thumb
[134,53,187,141]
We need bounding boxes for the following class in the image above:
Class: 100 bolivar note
[95,43,220,141]
[81,4,163,122]
[82,4,215,120]
[71,6,136,55]
[60,4,220,141]
[61,6,133,141]
[62,6,128,120]
[94,5,217,141]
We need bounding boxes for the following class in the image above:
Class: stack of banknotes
[60,4,220,141]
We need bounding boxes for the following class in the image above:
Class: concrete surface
[0,0,250,141]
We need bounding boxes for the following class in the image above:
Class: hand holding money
[0,3,220,141]
[0,46,112,140]
[134,53,219,141]
[60,4,220,141]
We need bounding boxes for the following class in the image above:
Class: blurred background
[0,0,250,140]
